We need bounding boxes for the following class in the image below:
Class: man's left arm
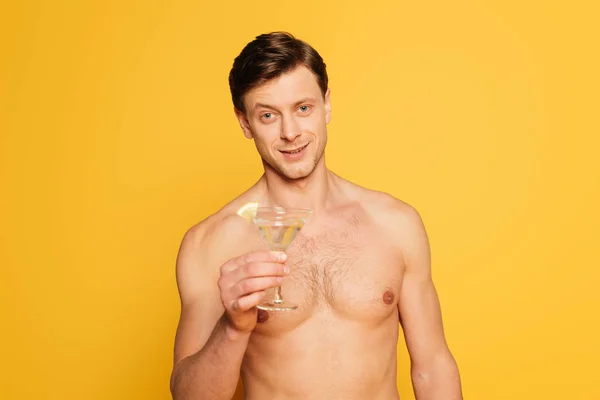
[393,204,462,399]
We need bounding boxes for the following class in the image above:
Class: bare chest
[254,222,405,332]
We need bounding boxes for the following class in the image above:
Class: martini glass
[253,207,312,311]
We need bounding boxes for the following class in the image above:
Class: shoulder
[342,181,424,232]
[175,194,262,300]
[364,190,432,272]
[177,188,262,270]
[344,183,429,261]
[179,197,259,262]
[366,191,424,232]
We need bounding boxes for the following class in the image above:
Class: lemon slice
[236,202,259,222]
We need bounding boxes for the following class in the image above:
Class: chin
[279,162,316,180]
[283,171,310,180]
[263,151,321,180]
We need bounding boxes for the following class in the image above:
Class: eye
[299,105,311,113]
[261,112,273,119]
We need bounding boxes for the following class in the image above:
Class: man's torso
[207,182,406,399]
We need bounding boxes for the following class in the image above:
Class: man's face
[236,65,331,180]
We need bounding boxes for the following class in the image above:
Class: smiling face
[236,65,331,180]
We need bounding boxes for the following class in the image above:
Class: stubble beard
[262,144,324,182]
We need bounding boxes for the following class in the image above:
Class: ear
[234,108,253,139]
[324,88,332,124]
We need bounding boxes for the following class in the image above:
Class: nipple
[383,290,395,305]
[257,309,269,323]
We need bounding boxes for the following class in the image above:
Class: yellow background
[2,1,599,399]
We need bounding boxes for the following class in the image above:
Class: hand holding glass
[252,207,312,311]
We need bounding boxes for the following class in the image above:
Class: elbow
[411,352,462,398]
[412,350,459,376]
[411,368,433,388]
[169,369,179,399]
[170,361,185,399]
[169,361,218,400]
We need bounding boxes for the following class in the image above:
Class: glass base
[257,300,298,311]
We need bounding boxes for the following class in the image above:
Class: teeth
[284,145,306,154]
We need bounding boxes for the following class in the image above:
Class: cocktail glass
[253,207,311,311]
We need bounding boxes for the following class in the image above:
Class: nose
[280,115,301,141]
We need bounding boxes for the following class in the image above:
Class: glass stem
[273,286,283,303]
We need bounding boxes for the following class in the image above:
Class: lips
[280,143,309,154]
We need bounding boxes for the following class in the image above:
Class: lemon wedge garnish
[236,202,259,222]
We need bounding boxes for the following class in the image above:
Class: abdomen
[241,313,400,399]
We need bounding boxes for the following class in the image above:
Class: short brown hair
[228,31,328,114]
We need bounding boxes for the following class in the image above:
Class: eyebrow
[253,97,317,111]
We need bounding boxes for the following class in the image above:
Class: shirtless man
[169,32,462,399]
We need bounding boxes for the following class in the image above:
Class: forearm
[170,316,251,400]
[412,352,462,400]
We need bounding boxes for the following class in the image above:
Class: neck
[258,156,334,214]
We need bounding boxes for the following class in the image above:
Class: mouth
[280,143,309,155]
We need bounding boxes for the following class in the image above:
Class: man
[170,32,462,399]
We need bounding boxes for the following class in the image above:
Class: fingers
[221,251,287,278]
[233,291,267,312]
[219,250,290,315]
[220,267,287,311]
[238,251,288,266]
[233,276,283,298]
[236,261,290,281]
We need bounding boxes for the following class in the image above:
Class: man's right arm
[169,222,247,400]
[170,315,251,400]
[169,219,288,400]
